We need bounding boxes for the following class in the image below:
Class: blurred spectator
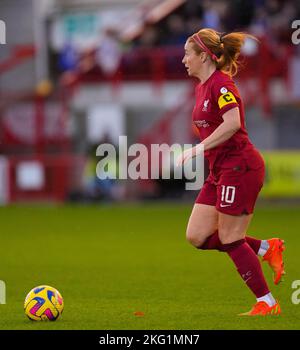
[201,0,224,31]
[250,5,269,37]
[224,0,255,31]
[58,40,79,73]
[137,25,159,48]
[130,0,298,49]
[162,15,187,46]
[95,27,122,76]
[83,138,118,202]
[60,47,95,88]
[182,0,203,19]
[268,0,298,44]
[186,16,203,37]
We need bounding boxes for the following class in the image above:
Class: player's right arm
[176,107,240,166]
[198,106,241,151]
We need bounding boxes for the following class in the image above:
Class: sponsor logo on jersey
[218,91,237,109]
[194,120,210,128]
[202,99,210,112]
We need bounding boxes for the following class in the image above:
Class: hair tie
[219,33,226,44]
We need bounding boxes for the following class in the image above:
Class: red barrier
[0,45,35,75]
[78,39,293,114]
[7,155,86,203]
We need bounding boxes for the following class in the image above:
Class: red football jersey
[192,69,255,169]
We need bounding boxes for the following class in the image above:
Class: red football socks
[244,236,261,254]
[200,231,261,254]
[221,239,270,298]
[199,231,222,250]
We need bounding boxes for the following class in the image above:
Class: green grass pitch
[0,203,299,330]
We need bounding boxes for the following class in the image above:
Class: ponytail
[216,32,256,77]
[188,29,258,77]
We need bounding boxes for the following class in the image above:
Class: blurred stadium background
[0,0,300,203]
[1,0,300,330]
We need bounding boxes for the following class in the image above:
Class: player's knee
[186,228,206,248]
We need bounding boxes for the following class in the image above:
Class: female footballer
[177,28,285,316]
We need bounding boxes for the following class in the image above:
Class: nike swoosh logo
[220,204,232,207]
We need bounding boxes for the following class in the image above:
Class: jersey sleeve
[212,80,239,116]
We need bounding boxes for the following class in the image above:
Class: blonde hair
[188,28,257,77]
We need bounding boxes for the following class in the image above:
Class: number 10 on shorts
[221,185,236,204]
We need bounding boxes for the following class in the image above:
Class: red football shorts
[196,154,265,216]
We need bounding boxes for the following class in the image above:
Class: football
[24,285,64,321]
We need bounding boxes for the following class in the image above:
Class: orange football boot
[262,238,285,285]
[239,301,281,316]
